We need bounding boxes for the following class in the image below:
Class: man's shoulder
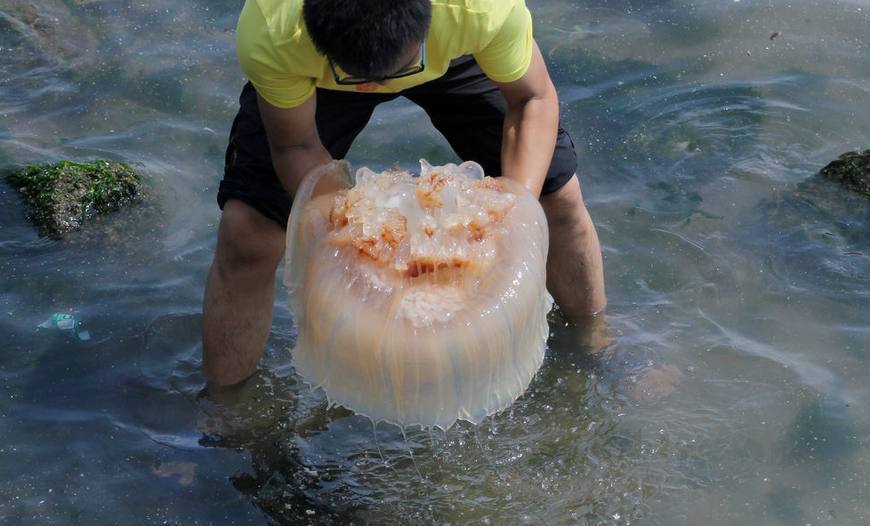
[431,0,516,11]
[236,0,321,105]
[430,0,524,34]
[243,0,305,38]
[432,0,524,16]
[238,0,318,70]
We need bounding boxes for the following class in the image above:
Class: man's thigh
[402,56,578,196]
[217,83,396,228]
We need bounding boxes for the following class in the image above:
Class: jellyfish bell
[284,159,552,430]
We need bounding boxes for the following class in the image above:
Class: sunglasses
[328,37,426,85]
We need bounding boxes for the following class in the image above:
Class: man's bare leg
[540,175,606,320]
[202,199,285,386]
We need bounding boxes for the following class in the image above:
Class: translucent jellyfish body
[284,160,552,429]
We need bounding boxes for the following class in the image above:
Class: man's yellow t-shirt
[236,0,534,109]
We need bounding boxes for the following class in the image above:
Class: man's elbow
[506,79,558,113]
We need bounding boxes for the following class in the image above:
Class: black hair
[303,0,432,78]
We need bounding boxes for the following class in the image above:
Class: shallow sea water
[1,0,869,524]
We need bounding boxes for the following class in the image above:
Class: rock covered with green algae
[6,159,143,237]
[820,150,870,197]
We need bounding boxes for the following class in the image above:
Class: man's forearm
[270,142,334,198]
[500,89,560,198]
[255,92,341,200]
[501,90,559,197]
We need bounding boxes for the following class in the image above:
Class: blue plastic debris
[38,313,91,341]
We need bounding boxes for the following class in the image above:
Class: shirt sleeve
[472,0,534,84]
[235,0,316,109]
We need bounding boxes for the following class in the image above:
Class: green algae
[6,159,143,237]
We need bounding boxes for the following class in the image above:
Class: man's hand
[495,41,560,198]
[257,92,334,198]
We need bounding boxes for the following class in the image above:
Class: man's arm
[494,41,560,198]
[256,92,340,197]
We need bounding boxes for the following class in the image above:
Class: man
[203,0,607,386]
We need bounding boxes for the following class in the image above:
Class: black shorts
[217,55,579,228]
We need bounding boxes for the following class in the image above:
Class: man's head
[303,0,432,81]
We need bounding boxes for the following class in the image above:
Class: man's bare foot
[628,364,684,402]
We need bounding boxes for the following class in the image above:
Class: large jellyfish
[284,160,552,429]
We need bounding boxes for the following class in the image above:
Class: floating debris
[38,313,90,341]
[770,31,781,40]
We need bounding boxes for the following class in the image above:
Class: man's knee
[214,199,285,277]
[541,175,588,227]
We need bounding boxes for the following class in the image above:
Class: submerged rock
[1,0,99,69]
[5,160,143,237]
[819,149,870,197]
